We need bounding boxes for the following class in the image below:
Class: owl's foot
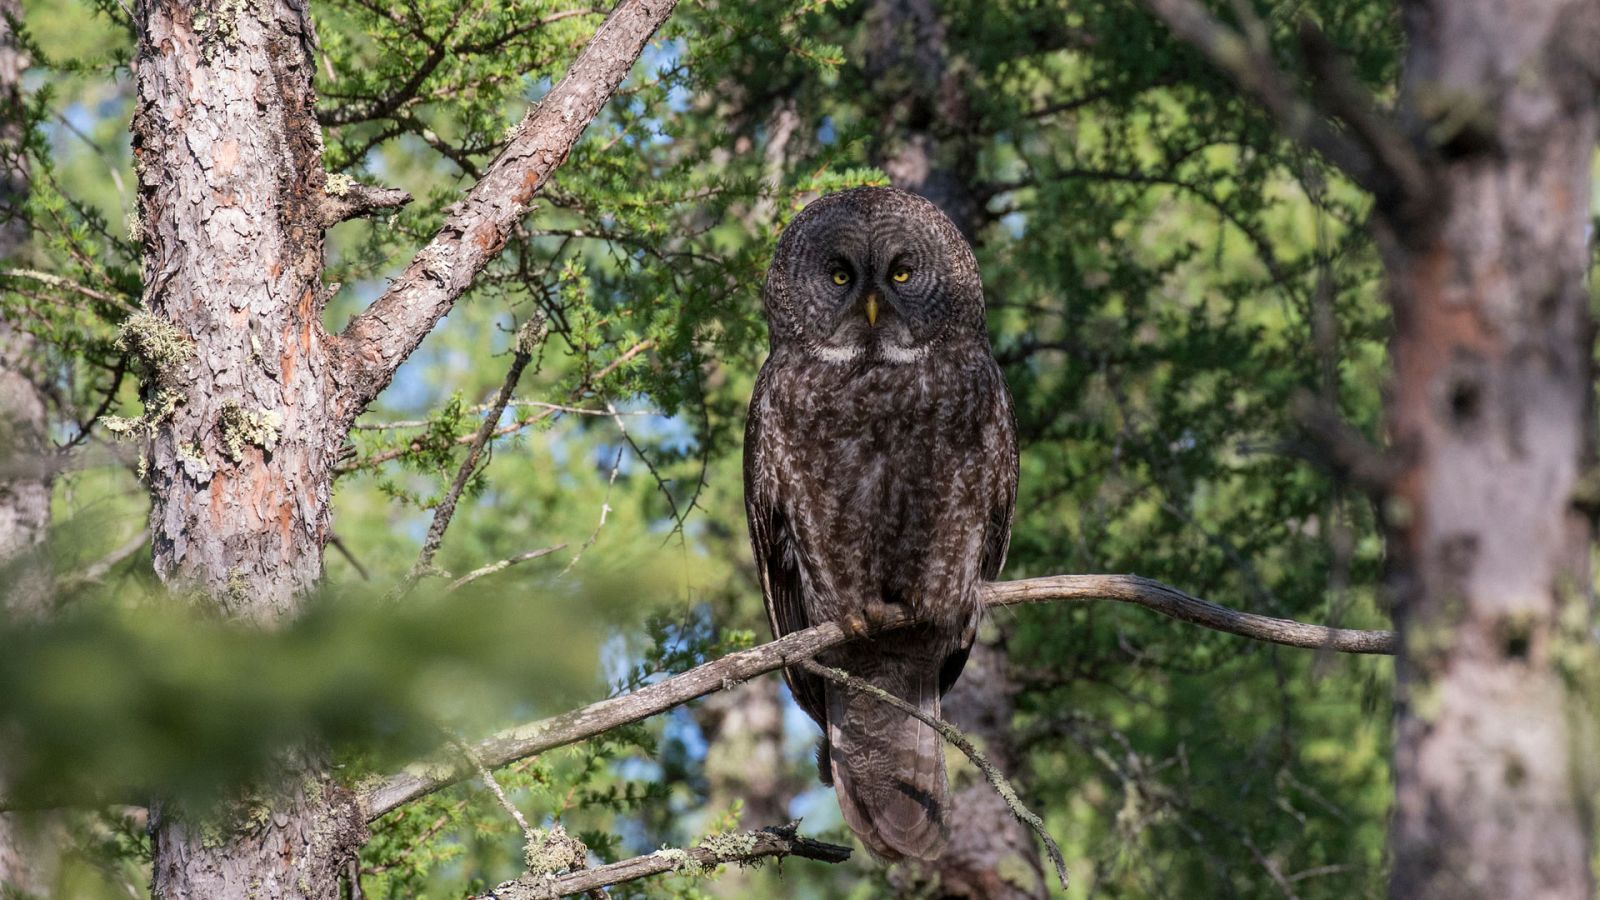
[839,600,911,638]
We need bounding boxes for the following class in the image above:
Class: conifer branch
[359,575,1392,819]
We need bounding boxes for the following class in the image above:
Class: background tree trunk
[1385,2,1599,897]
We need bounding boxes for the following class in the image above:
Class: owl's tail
[824,654,949,862]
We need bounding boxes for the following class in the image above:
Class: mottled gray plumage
[743,187,1018,861]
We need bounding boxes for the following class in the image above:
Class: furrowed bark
[1382,2,1600,897]
[131,1,365,894]
[127,0,680,894]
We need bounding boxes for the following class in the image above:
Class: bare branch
[359,575,1393,820]
[60,528,149,588]
[447,544,566,592]
[474,823,851,899]
[333,0,680,416]
[797,659,1069,890]
[405,317,547,588]
[317,180,413,228]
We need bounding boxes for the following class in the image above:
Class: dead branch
[473,822,851,900]
[797,659,1069,890]
[406,316,547,588]
[447,544,566,592]
[316,180,413,227]
[359,575,1393,820]
[333,0,680,417]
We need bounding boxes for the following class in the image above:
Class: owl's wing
[940,359,1020,697]
[980,369,1019,583]
[744,371,828,727]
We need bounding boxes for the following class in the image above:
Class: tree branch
[473,823,851,899]
[332,0,679,418]
[405,316,547,589]
[359,575,1393,820]
[317,180,413,228]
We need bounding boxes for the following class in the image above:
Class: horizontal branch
[474,823,851,899]
[358,574,1393,819]
[332,0,679,417]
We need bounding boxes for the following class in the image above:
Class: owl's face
[763,187,985,363]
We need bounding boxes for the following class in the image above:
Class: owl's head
[762,187,985,363]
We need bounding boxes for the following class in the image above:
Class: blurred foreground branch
[361,574,1393,819]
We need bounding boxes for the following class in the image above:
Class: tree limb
[332,0,679,417]
[358,575,1393,820]
[474,822,851,900]
[317,180,413,228]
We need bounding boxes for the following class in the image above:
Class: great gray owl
[743,186,1018,861]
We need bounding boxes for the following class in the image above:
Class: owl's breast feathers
[745,338,1017,644]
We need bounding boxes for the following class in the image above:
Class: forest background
[2,0,1586,897]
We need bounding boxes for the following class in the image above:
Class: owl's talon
[862,599,907,630]
[839,612,871,639]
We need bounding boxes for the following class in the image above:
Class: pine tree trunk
[130,1,363,894]
[1384,2,1599,897]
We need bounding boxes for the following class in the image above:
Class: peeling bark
[1384,2,1600,897]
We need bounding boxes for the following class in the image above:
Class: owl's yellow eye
[831,269,851,286]
[892,268,911,283]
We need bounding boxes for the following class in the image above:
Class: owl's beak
[864,293,879,327]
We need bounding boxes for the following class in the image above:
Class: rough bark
[126,0,680,894]
[1383,2,1600,897]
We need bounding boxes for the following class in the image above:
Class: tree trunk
[125,0,680,892]
[1384,2,1599,897]
[130,1,363,894]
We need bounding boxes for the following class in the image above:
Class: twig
[352,401,654,431]
[317,180,413,227]
[559,441,623,576]
[474,823,851,900]
[337,340,654,476]
[59,528,149,588]
[359,575,1393,819]
[0,268,137,313]
[447,544,566,592]
[797,659,1068,889]
[405,317,547,588]
[450,735,536,844]
[329,532,372,581]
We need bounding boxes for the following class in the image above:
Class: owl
[743,186,1018,861]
